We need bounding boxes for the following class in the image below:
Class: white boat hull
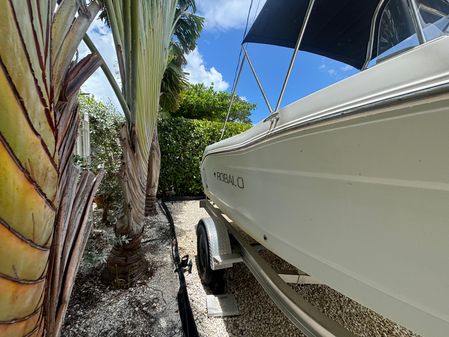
[201,37,449,337]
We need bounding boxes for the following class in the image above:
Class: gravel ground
[62,210,183,337]
[167,200,422,337]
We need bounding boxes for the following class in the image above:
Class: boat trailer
[198,199,357,337]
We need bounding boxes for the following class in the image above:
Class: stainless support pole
[220,52,245,140]
[408,0,426,44]
[362,0,387,70]
[243,45,274,114]
[275,0,316,113]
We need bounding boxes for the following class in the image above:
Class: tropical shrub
[170,83,255,123]
[158,117,251,195]
[79,95,124,225]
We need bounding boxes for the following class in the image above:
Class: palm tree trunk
[102,0,178,286]
[145,128,161,216]
[104,125,149,286]
[0,1,102,336]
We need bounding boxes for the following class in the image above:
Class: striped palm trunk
[0,1,103,336]
[103,0,178,284]
[145,129,161,216]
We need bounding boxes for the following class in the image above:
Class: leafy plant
[79,95,124,225]
[84,249,108,268]
[158,117,251,195]
[112,235,131,247]
[171,83,256,123]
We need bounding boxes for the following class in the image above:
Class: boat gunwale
[203,82,449,160]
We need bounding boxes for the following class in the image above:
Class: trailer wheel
[196,222,225,294]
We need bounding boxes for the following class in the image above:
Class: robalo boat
[199,1,449,336]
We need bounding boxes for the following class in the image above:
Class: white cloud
[318,58,338,77]
[319,54,361,79]
[184,48,229,91]
[318,58,358,80]
[327,69,337,76]
[197,0,266,31]
[340,64,354,72]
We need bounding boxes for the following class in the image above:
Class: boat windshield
[416,0,449,39]
[375,0,421,62]
[373,0,449,63]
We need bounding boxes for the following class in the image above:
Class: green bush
[78,95,124,224]
[158,117,251,196]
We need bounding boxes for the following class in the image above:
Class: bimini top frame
[220,0,427,140]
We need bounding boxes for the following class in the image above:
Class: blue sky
[81,0,358,124]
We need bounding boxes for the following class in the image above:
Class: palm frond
[160,1,203,112]
[160,56,188,112]
[178,0,197,12]
[174,11,204,54]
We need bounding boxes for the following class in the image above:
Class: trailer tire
[196,222,225,294]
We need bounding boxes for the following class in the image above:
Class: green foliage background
[170,83,255,123]
[79,94,252,200]
[158,117,251,195]
[79,95,124,216]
